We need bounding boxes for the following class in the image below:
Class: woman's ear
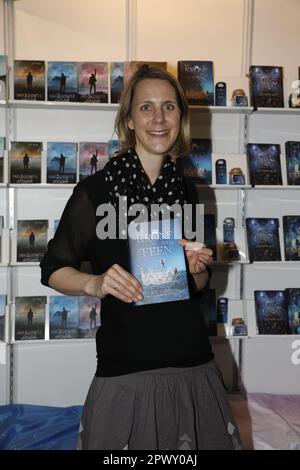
[127,116,134,130]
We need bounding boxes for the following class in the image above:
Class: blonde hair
[114,65,190,156]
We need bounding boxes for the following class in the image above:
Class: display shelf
[190,105,253,114]
[254,107,300,115]
[9,183,76,189]
[10,262,40,267]
[8,100,119,111]
[0,100,6,107]
[249,185,300,190]
[250,261,300,267]
[11,338,94,345]
[196,184,251,190]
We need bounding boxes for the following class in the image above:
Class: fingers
[104,264,143,303]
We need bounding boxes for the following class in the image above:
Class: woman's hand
[85,264,143,303]
[178,240,213,274]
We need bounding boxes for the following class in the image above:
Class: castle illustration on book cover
[246,218,281,262]
[128,218,190,306]
[249,65,284,108]
[254,290,288,334]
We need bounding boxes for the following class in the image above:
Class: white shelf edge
[249,261,300,266]
[9,183,76,189]
[254,107,300,115]
[249,185,300,190]
[248,334,300,338]
[190,105,253,114]
[12,338,94,345]
[10,262,40,267]
[8,99,119,111]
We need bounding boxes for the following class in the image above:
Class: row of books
[1,57,299,107]
[1,138,300,186]
[255,289,300,335]
[0,294,101,342]
[0,139,119,184]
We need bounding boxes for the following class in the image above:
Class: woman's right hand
[86,264,144,303]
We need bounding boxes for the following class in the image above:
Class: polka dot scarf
[104,148,187,212]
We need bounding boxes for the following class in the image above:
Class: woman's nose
[152,107,164,122]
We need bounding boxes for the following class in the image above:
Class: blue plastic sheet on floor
[0,404,83,450]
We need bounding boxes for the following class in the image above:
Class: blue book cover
[49,295,79,339]
[283,215,300,261]
[246,143,282,186]
[254,290,288,334]
[47,61,78,101]
[285,288,300,334]
[246,218,281,262]
[110,62,124,103]
[178,61,214,105]
[249,66,284,108]
[108,139,120,159]
[128,218,190,306]
[47,142,77,184]
[182,138,212,184]
[285,141,300,185]
[0,294,6,341]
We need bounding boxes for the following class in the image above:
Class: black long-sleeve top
[40,168,214,377]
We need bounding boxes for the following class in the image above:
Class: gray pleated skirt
[77,360,242,450]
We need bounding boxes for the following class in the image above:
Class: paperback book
[285,288,300,334]
[17,219,48,262]
[128,218,190,306]
[246,218,281,262]
[285,141,300,185]
[0,294,6,341]
[10,141,42,184]
[108,139,120,159]
[178,61,214,105]
[249,65,284,108]
[246,143,282,186]
[181,138,212,184]
[14,60,45,101]
[47,142,77,184]
[47,61,77,101]
[77,62,108,103]
[0,55,7,100]
[79,142,109,180]
[110,62,124,103]
[78,296,101,338]
[254,290,288,334]
[14,296,46,340]
[0,136,4,183]
[283,215,300,261]
[49,295,79,339]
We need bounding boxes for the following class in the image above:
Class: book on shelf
[178,61,214,105]
[254,290,289,334]
[246,218,281,262]
[54,219,60,234]
[285,141,300,185]
[249,65,284,108]
[10,141,42,184]
[0,294,6,341]
[77,62,108,103]
[47,61,78,102]
[0,55,7,100]
[282,215,300,261]
[110,62,124,103]
[14,60,45,101]
[201,288,217,336]
[0,136,4,183]
[246,143,282,186]
[78,296,101,338]
[108,139,120,159]
[180,138,212,184]
[49,295,79,339]
[126,61,167,84]
[0,214,3,262]
[79,142,109,181]
[47,142,77,184]
[14,296,46,341]
[17,219,48,262]
[285,288,300,334]
[128,217,190,306]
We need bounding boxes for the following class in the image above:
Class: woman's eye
[140,104,151,111]
[165,103,175,111]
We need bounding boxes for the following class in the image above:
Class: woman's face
[128,78,181,159]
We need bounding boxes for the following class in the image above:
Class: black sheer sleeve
[40,184,97,286]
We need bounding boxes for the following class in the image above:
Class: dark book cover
[49,295,79,339]
[283,215,300,261]
[78,296,101,338]
[17,219,48,262]
[178,61,214,105]
[249,65,284,108]
[79,142,108,180]
[201,289,217,336]
[47,142,77,184]
[204,214,217,260]
[10,141,42,184]
[0,55,7,100]
[246,218,281,262]
[285,141,300,185]
[0,294,6,341]
[14,60,45,101]
[110,62,124,103]
[285,288,300,334]
[181,138,212,184]
[0,136,4,183]
[246,143,282,186]
[14,296,46,340]
[254,290,288,334]
[77,62,108,103]
[128,218,190,306]
[47,61,78,101]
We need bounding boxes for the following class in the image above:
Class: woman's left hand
[178,240,213,274]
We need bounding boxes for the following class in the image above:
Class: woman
[40,65,241,450]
